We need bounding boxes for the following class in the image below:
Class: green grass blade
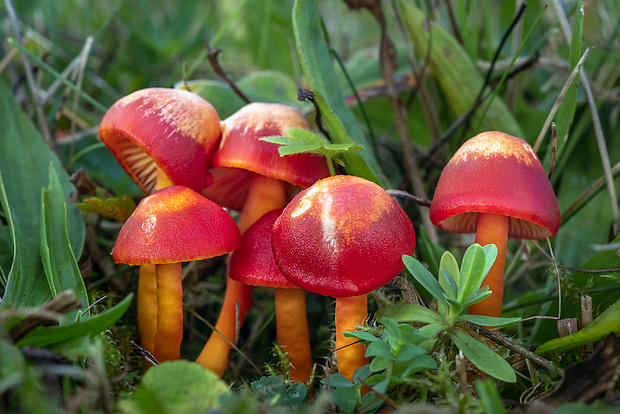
[292,0,383,186]
[40,166,89,318]
[16,294,133,348]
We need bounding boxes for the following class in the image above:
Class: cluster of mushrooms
[99,88,560,385]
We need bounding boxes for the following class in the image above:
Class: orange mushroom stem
[469,213,509,317]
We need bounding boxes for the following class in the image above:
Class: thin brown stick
[461,321,562,374]
[387,189,432,206]
[206,46,251,104]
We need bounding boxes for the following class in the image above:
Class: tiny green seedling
[322,318,436,414]
[378,243,521,383]
[260,127,364,176]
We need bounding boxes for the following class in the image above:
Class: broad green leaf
[400,355,437,376]
[292,0,384,186]
[376,303,443,325]
[0,82,85,309]
[460,315,521,327]
[448,328,516,383]
[321,373,354,388]
[332,387,357,414]
[365,340,393,360]
[458,244,490,303]
[237,70,302,107]
[396,0,523,137]
[395,322,428,345]
[251,376,286,401]
[395,343,427,362]
[176,79,245,119]
[370,356,388,373]
[120,360,231,414]
[402,255,447,306]
[40,166,89,317]
[536,298,620,354]
[281,382,307,407]
[16,294,132,348]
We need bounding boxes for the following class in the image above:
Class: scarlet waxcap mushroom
[229,208,312,383]
[272,175,416,381]
[272,175,416,298]
[429,131,560,318]
[100,88,221,194]
[429,131,560,239]
[113,185,240,362]
[202,102,331,211]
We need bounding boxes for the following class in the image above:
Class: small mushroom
[113,185,241,363]
[197,102,330,376]
[271,175,416,381]
[429,131,560,317]
[229,208,312,384]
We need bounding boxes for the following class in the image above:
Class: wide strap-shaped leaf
[16,294,132,348]
[40,166,89,318]
[292,0,383,185]
[0,82,85,309]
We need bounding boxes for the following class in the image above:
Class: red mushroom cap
[229,208,298,289]
[99,88,221,194]
[429,131,561,239]
[113,185,241,265]
[202,102,331,210]
[272,175,416,298]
